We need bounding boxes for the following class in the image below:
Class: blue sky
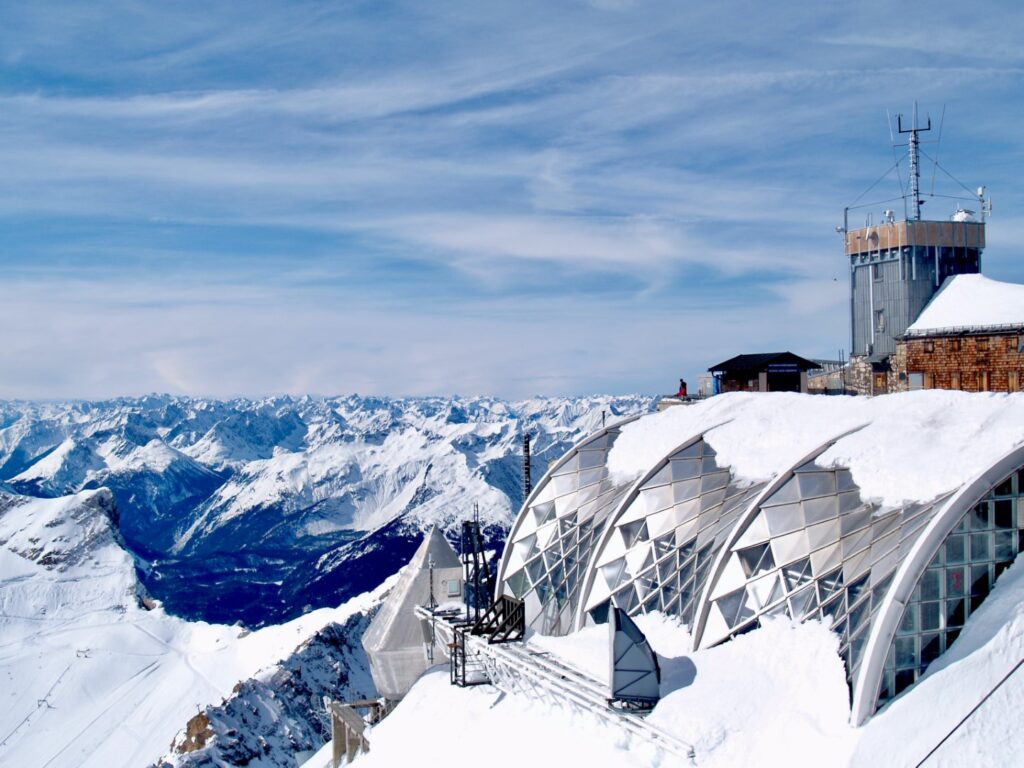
[2,1,1024,399]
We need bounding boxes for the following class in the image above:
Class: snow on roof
[907,273,1024,334]
[607,391,1024,508]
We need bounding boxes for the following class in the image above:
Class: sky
[2,1,1024,400]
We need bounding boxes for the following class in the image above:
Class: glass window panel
[789,584,815,617]
[797,472,836,499]
[764,504,804,536]
[670,458,701,481]
[946,627,961,649]
[920,602,941,631]
[836,469,856,492]
[716,589,745,626]
[994,530,1016,561]
[971,533,992,561]
[921,633,942,666]
[526,557,546,584]
[871,572,894,599]
[821,593,846,622]
[507,570,528,598]
[944,535,966,564]
[971,564,991,597]
[971,504,990,530]
[848,600,869,634]
[895,636,916,668]
[894,668,916,695]
[897,605,917,635]
[763,478,800,507]
[819,569,844,596]
[945,598,966,628]
[847,574,870,605]
[738,543,774,577]
[782,558,812,591]
[920,569,941,601]
[994,477,1013,497]
[946,567,966,597]
[994,499,1014,529]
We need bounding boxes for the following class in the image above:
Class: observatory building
[495,393,1024,724]
[843,109,991,395]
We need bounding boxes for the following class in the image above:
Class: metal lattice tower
[522,432,532,502]
[897,104,932,221]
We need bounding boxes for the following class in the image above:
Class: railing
[415,605,696,765]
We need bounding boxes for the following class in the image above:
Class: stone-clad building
[890,274,1024,393]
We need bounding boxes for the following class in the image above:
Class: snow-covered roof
[906,273,1024,335]
[498,391,1024,725]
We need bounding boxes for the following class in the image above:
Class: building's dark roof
[708,352,819,374]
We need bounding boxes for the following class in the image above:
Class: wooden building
[708,352,818,394]
[889,274,1024,393]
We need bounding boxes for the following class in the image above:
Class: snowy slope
[0,484,396,767]
[362,558,1024,768]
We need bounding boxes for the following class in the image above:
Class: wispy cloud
[1,1,1022,398]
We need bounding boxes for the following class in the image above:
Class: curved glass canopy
[498,414,1024,724]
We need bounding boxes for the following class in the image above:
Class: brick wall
[894,331,1024,393]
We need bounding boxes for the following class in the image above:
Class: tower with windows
[843,108,989,393]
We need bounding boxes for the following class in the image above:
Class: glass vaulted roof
[500,421,637,635]
[581,438,766,629]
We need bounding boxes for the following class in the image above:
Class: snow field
[0,488,397,768]
[367,557,1024,768]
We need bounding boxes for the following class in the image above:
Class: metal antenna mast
[897,103,932,220]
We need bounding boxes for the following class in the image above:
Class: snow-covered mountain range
[0,395,651,625]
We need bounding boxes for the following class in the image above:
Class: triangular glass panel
[670,458,701,482]
[716,588,747,627]
[789,584,816,618]
[762,477,800,508]
[643,464,673,489]
[601,559,627,590]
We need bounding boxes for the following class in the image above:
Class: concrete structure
[496,404,1024,724]
[708,352,818,394]
[361,527,462,701]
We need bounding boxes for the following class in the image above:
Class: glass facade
[876,470,1024,708]
[498,412,1024,724]
[500,421,638,634]
[699,458,947,698]
[582,438,766,628]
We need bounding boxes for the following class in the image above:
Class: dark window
[923,340,935,353]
